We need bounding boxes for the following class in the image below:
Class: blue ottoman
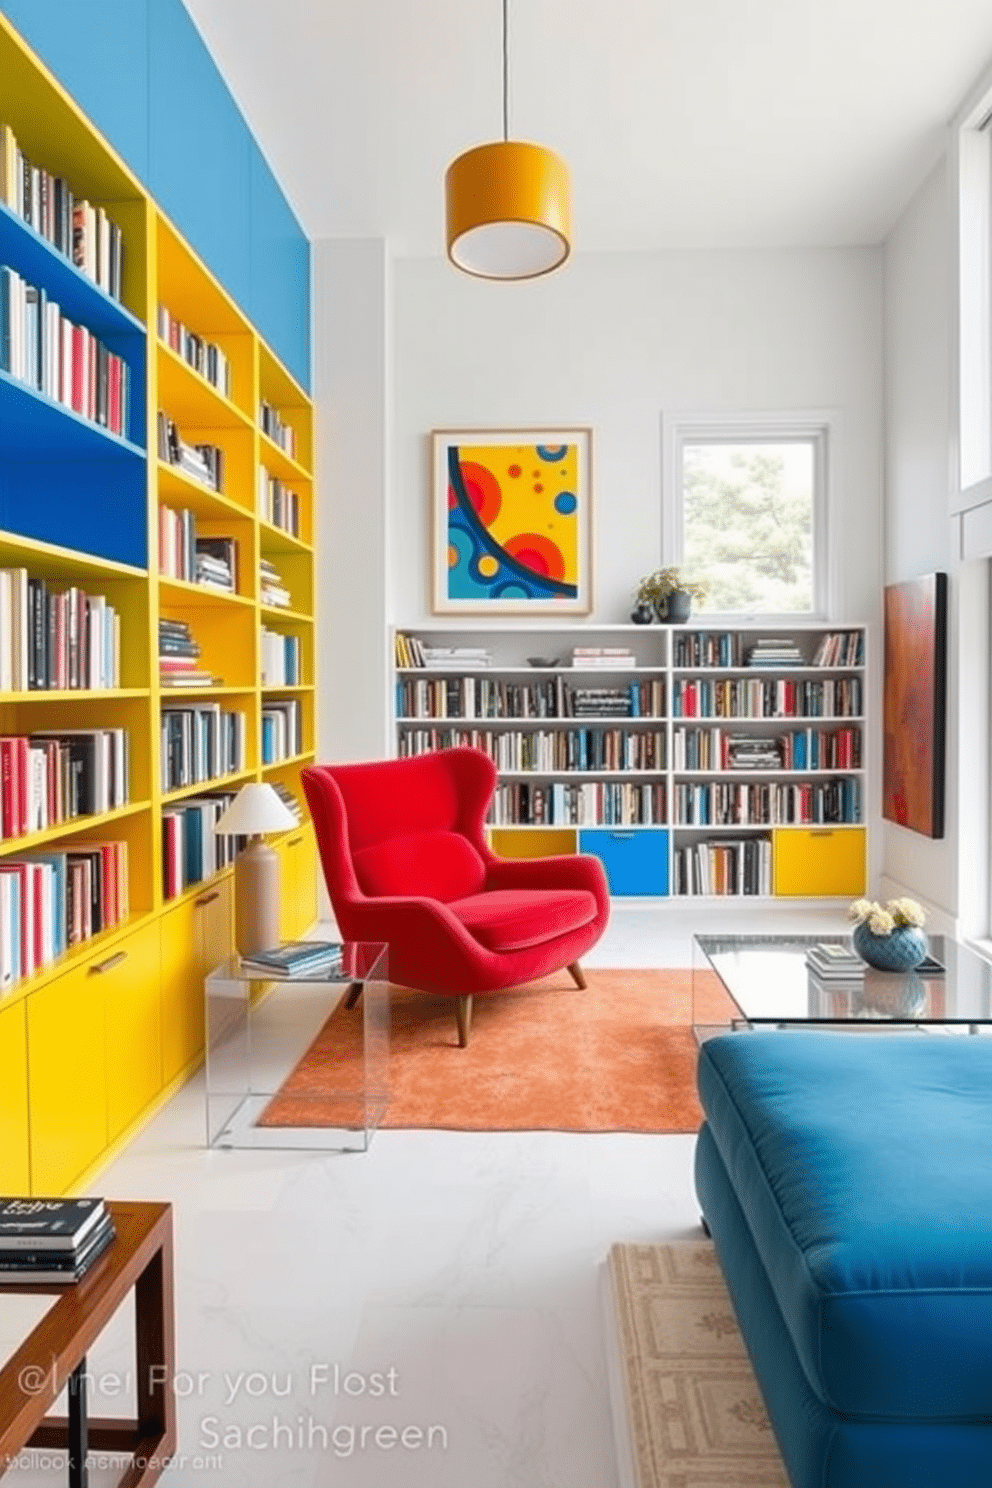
[695,1032,992,1488]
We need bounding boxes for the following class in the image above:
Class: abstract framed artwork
[883,571,947,838]
[431,429,593,614]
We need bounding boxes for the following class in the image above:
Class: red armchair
[302,747,610,1046]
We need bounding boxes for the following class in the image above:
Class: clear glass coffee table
[204,940,389,1151]
[692,932,992,1042]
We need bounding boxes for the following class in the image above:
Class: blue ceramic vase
[852,922,928,971]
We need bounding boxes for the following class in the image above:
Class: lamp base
[234,837,281,957]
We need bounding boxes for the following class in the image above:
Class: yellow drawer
[103,920,163,1141]
[278,827,318,941]
[773,827,866,897]
[28,961,108,1194]
[0,1000,29,1193]
[489,828,577,859]
[160,876,233,1085]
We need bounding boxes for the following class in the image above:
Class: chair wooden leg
[455,994,473,1048]
[343,981,363,1010]
[567,961,587,990]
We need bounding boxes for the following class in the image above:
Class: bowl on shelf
[526,657,560,668]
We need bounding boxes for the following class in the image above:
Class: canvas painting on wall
[431,429,592,614]
[882,572,947,838]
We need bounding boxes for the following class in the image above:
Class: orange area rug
[261,968,732,1134]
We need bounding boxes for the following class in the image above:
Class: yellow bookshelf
[0,13,318,1195]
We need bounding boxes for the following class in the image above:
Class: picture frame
[882,572,947,838]
[431,428,593,614]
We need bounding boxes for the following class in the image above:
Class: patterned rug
[260,967,733,1133]
[607,1241,788,1487]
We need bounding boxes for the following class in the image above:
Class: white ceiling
[182,0,992,255]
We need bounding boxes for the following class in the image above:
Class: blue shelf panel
[0,454,147,569]
[249,142,311,393]
[0,371,146,459]
[0,201,145,338]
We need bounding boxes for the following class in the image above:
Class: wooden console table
[0,1201,175,1488]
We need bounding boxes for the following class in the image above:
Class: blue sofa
[695,1031,992,1488]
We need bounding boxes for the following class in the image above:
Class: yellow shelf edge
[0,532,147,579]
[155,460,253,516]
[260,604,313,624]
[158,575,255,608]
[0,688,149,702]
[0,799,152,858]
[258,520,313,554]
[261,751,316,774]
[258,430,312,480]
[0,909,158,1012]
[160,768,256,807]
[157,339,254,429]
[161,863,235,910]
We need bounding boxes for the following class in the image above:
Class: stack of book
[726,734,785,769]
[195,537,237,594]
[240,940,343,978]
[160,704,246,791]
[0,1196,116,1284]
[262,700,302,763]
[569,687,634,717]
[571,647,637,669]
[260,628,301,686]
[162,791,241,898]
[805,942,864,981]
[0,122,124,300]
[157,412,225,492]
[157,306,231,396]
[159,618,220,689]
[259,558,292,609]
[745,638,806,667]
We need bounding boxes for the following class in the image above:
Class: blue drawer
[578,828,669,896]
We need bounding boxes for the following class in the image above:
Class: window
[665,416,829,617]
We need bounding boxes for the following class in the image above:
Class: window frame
[661,410,834,622]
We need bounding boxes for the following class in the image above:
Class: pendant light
[445,0,571,280]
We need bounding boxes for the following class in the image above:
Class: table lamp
[213,782,298,956]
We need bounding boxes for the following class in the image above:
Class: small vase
[656,589,693,624]
[630,601,655,624]
[852,922,928,972]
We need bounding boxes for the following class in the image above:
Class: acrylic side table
[204,941,389,1152]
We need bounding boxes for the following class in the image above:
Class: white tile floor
[0,900,849,1487]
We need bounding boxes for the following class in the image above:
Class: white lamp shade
[213,782,297,836]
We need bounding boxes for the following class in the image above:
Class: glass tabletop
[692,933,992,1028]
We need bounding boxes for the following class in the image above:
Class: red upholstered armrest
[483,852,609,904]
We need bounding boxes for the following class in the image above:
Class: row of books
[672,778,862,826]
[261,628,301,687]
[258,468,301,537]
[672,725,862,772]
[489,781,667,826]
[672,677,862,720]
[0,122,124,301]
[670,631,864,670]
[397,727,666,773]
[672,837,772,897]
[259,400,297,458]
[157,305,231,397]
[0,1196,116,1284]
[0,729,128,839]
[161,706,247,793]
[262,701,303,764]
[1,265,131,435]
[394,676,666,721]
[394,635,490,669]
[162,794,240,899]
[260,558,292,609]
[0,570,120,692]
[158,505,240,593]
[0,839,129,988]
[157,412,225,492]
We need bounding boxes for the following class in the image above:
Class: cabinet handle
[89,951,128,976]
[808,830,834,838]
[287,835,303,847]
[609,832,636,840]
[195,891,220,907]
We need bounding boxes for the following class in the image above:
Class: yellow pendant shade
[445,140,571,280]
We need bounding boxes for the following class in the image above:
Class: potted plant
[848,896,929,971]
[634,568,708,624]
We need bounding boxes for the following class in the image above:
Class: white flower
[848,898,875,924]
[868,907,896,935]
[888,897,925,928]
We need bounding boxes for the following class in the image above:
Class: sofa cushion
[697,1031,992,1422]
[447,888,597,953]
[352,829,486,902]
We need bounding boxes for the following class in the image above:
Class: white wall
[881,159,990,934]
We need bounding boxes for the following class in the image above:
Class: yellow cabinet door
[28,964,107,1195]
[0,999,30,1193]
[773,827,866,897]
[103,921,163,1142]
[489,828,578,859]
[278,828,318,941]
[160,877,233,1085]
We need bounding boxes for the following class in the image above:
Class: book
[805,943,864,980]
[0,1196,106,1250]
[0,1215,116,1281]
[240,941,344,977]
